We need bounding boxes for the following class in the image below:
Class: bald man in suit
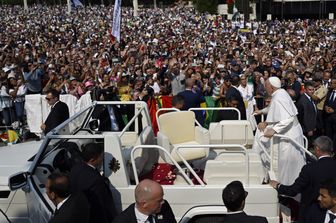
[113,179,176,223]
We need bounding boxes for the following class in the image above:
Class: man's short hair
[172,95,184,107]
[81,143,104,162]
[320,178,336,198]
[230,76,240,86]
[222,181,246,212]
[314,136,333,153]
[48,172,70,198]
[46,88,60,99]
[304,81,314,89]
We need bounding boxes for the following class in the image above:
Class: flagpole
[67,0,71,14]
[23,0,28,12]
[133,0,138,16]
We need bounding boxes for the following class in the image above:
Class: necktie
[147,215,154,223]
[310,98,317,113]
[54,208,59,216]
[329,213,336,223]
[330,91,335,103]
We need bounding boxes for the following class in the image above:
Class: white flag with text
[111,0,121,42]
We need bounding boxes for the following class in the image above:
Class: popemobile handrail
[130,144,249,186]
[273,134,316,160]
[130,145,194,185]
[174,144,249,186]
[188,107,241,127]
[256,133,317,173]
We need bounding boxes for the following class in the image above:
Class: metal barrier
[188,107,241,127]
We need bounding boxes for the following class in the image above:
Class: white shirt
[56,196,70,210]
[107,105,119,131]
[324,210,336,223]
[51,100,60,109]
[226,210,244,215]
[238,85,254,102]
[319,155,331,160]
[304,93,317,113]
[134,205,155,223]
[14,85,27,102]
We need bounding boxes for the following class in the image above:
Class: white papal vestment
[253,88,306,185]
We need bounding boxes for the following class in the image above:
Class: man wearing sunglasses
[41,89,69,134]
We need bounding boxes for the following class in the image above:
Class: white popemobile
[0,101,313,223]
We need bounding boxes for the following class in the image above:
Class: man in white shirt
[253,76,306,185]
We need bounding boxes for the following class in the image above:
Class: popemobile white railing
[130,144,249,186]
[155,108,180,131]
[188,107,241,127]
[256,133,316,174]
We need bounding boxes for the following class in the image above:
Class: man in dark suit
[304,178,336,223]
[225,76,247,120]
[270,136,336,222]
[70,143,118,223]
[91,87,125,131]
[324,77,336,149]
[41,89,69,134]
[216,96,240,121]
[178,78,205,126]
[296,81,317,143]
[46,172,90,223]
[220,180,268,223]
[113,179,176,223]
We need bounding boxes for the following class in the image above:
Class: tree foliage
[192,0,218,14]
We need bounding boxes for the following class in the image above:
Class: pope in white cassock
[253,77,306,185]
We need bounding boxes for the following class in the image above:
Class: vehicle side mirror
[89,119,99,131]
[9,172,28,191]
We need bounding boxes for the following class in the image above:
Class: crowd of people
[2,3,336,222]
[0,4,336,142]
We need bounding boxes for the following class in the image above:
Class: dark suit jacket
[278,157,336,220]
[49,193,90,223]
[178,89,205,125]
[216,110,239,122]
[323,90,336,115]
[225,86,247,120]
[303,203,327,223]
[44,101,69,134]
[112,200,176,223]
[70,162,117,223]
[296,94,317,133]
[219,212,268,223]
[91,104,125,131]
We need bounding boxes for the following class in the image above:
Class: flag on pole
[71,0,84,8]
[111,0,121,42]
